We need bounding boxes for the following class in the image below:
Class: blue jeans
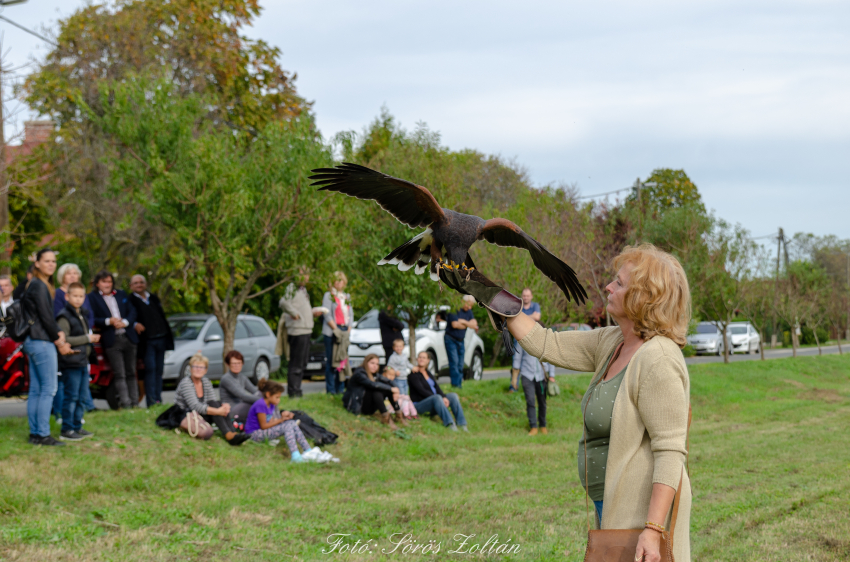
[143,337,168,406]
[61,367,87,432]
[52,374,64,421]
[82,367,95,411]
[324,328,347,394]
[393,379,409,396]
[24,338,59,437]
[594,501,603,524]
[413,393,467,427]
[444,335,465,388]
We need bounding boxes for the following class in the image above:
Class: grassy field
[1,354,848,562]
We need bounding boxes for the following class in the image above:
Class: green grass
[1,355,849,561]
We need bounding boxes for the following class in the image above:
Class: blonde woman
[54,264,93,325]
[322,271,353,395]
[174,352,250,445]
[506,244,692,562]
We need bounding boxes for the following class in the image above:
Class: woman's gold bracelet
[644,522,665,533]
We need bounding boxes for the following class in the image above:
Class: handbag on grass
[581,344,691,562]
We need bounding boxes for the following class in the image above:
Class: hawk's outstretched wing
[480,218,587,304]
[310,163,445,229]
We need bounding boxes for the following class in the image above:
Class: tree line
[4,0,848,363]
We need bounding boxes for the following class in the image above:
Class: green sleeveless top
[578,350,628,501]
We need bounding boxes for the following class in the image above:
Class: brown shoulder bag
[581,351,691,562]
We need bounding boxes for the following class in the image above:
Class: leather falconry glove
[438,266,523,355]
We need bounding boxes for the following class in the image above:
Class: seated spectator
[382,366,416,422]
[218,350,261,425]
[174,352,250,446]
[342,353,400,429]
[386,338,414,396]
[244,379,336,463]
[408,351,469,432]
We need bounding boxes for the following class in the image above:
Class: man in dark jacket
[88,271,139,409]
[408,351,468,431]
[128,274,174,407]
[378,305,405,362]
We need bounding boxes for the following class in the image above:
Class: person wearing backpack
[56,282,101,441]
[22,249,74,447]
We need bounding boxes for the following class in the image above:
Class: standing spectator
[56,282,100,441]
[23,249,73,446]
[322,271,353,395]
[378,304,404,361]
[12,264,34,301]
[509,288,541,393]
[219,350,261,424]
[0,274,14,316]
[408,351,469,431]
[279,269,323,398]
[128,274,174,407]
[54,264,95,328]
[444,295,478,389]
[517,338,554,436]
[54,263,96,414]
[88,271,139,409]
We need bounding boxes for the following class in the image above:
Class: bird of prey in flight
[309,163,587,305]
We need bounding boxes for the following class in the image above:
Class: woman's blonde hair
[612,244,691,348]
[57,263,82,287]
[188,351,209,368]
[330,271,347,287]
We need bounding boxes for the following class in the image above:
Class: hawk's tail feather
[378,229,436,279]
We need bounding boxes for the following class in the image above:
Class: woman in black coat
[342,353,399,429]
[22,249,74,446]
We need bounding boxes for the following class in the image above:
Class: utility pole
[771,228,784,348]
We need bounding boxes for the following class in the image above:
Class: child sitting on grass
[245,379,338,463]
[382,366,418,421]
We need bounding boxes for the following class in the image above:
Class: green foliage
[95,75,331,354]
[626,168,705,217]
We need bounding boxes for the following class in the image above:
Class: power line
[0,14,58,46]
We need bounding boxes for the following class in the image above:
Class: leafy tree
[738,247,777,360]
[96,76,331,357]
[17,0,307,299]
[774,261,829,357]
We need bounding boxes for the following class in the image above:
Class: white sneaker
[301,448,320,461]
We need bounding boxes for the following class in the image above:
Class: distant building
[4,120,53,166]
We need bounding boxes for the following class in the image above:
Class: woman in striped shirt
[174,352,250,446]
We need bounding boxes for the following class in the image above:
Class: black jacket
[88,289,138,348]
[22,278,61,342]
[129,292,175,354]
[378,311,405,349]
[408,370,446,403]
[56,303,91,369]
[342,367,395,415]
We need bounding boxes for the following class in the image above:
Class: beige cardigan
[520,324,691,562]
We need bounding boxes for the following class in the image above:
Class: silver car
[727,322,761,354]
[687,321,725,355]
[164,314,281,382]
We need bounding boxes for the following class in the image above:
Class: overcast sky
[3,0,849,241]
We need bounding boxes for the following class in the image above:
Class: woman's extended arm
[635,483,676,562]
[505,313,537,341]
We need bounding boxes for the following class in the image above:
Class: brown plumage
[309,163,587,304]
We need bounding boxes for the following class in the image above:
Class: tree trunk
[407,320,417,364]
[722,313,730,364]
[813,326,821,356]
[759,329,766,360]
[791,328,798,358]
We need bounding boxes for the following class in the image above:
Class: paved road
[0,344,844,418]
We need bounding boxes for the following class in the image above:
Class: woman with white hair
[444,294,478,389]
[54,263,94,327]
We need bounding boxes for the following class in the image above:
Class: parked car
[726,322,761,354]
[164,314,280,383]
[347,307,486,381]
[687,322,725,355]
